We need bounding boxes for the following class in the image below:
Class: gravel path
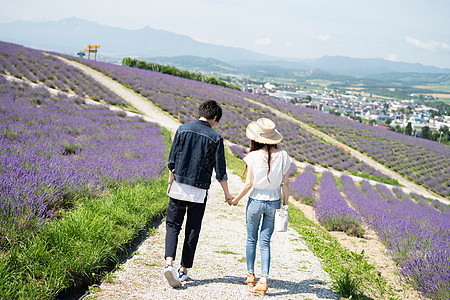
[93,176,337,299]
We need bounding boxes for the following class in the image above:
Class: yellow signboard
[83,45,100,60]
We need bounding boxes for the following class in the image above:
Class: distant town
[241,82,450,142]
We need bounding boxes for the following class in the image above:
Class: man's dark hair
[199,100,222,123]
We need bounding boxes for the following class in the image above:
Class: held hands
[230,197,240,206]
[225,196,240,206]
[225,194,235,206]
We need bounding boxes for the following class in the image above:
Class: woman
[231,118,292,296]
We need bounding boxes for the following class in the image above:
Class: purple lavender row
[341,177,449,299]
[290,165,317,204]
[244,93,449,198]
[313,171,363,236]
[0,76,167,230]
[65,56,388,180]
[0,41,126,106]
[396,189,449,214]
[409,192,449,213]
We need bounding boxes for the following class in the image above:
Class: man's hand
[166,183,172,196]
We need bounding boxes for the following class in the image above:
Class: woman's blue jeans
[246,198,280,277]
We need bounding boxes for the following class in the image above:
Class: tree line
[122,57,240,90]
[386,122,449,144]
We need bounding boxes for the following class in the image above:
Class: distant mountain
[1,17,449,76]
[0,17,274,62]
[300,56,450,76]
[228,56,450,76]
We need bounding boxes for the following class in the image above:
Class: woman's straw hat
[246,118,283,144]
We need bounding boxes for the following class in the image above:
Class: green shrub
[333,269,361,298]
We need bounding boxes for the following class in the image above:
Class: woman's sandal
[244,273,256,287]
[249,281,268,295]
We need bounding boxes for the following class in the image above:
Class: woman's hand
[231,198,240,206]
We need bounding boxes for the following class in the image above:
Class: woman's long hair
[242,140,278,182]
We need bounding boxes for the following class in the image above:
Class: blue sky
[1,0,450,68]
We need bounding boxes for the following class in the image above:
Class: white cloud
[254,38,271,46]
[285,42,294,48]
[318,34,331,42]
[405,36,450,52]
[387,53,397,61]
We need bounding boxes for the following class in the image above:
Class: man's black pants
[164,196,207,268]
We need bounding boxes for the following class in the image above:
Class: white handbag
[275,151,289,232]
[274,207,289,232]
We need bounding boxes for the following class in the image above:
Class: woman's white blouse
[243,150,292,201]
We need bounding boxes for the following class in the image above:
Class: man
[164,100,233,288]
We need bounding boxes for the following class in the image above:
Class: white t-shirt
[243,150,292,201]
[168,180,209,203]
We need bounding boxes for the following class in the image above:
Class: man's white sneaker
[178,268,189,282]
[164,265,182,288]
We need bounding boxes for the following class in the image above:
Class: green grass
[214,250,238,255]
[225,144,246,179]
[350,171,400,186]
[296,195,317,205]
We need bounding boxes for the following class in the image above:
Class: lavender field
[342,177,449,300]
[63,54,392,183]
[0,75,167,233]
[1,41,448,299]
[292,165,449,299]
[0,41,127,106]
[247,94,450,198]
[59,53,449,297]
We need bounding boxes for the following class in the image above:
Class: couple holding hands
[164,100,292,295]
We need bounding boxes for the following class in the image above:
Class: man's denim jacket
[167,120,228,190]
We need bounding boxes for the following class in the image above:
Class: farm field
[0,75,166,230]
[0,41,448,299]
[2,41,389,184]
[413,84,450,94]
[425,94,450,102]
[0,71,170,298]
